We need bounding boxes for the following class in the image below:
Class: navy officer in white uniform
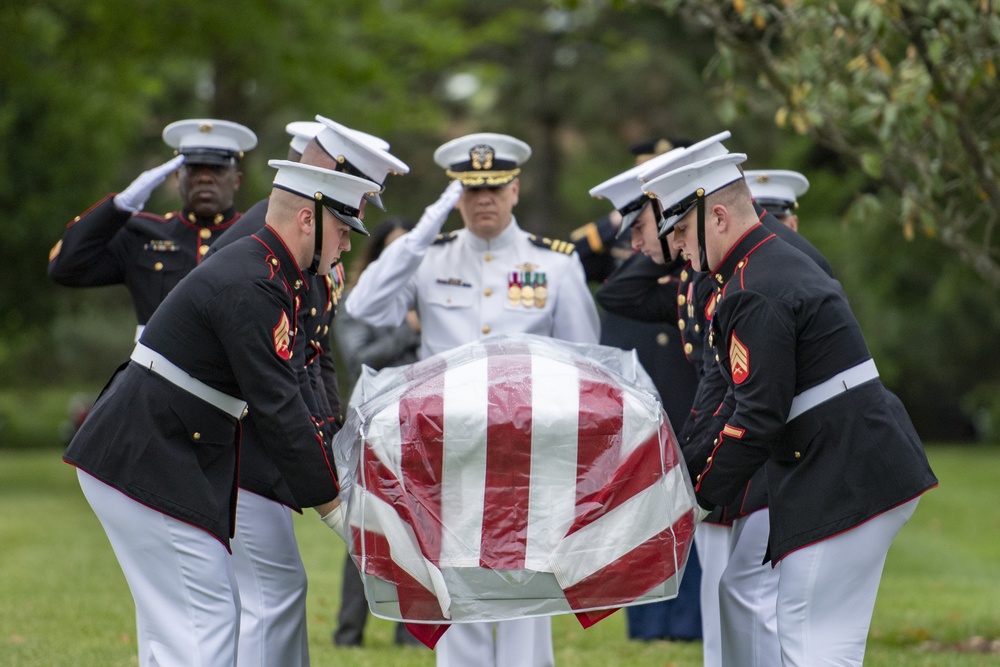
[344,132,600,667]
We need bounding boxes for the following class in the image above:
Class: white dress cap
[162,119,258,165]
[642,153,748,235]
[433,133,531,187]
[269,159,381,236]
[744,170,809,205]
[313,115,410,210]
[588,160,657,236]
[635,130,732,184]
[285,121,324,155]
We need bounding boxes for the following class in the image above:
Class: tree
[643,0,1000,289]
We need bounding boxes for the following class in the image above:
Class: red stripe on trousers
[480,342,533,570]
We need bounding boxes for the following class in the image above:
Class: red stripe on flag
[480,342,533,570]
[562,512,696,611]
[399,371,446,564]
[569,424,666,535]
[575,363,624,504]
[352,525,449,622]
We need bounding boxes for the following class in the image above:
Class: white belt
[130,343,247,419]
[786,359,879,423]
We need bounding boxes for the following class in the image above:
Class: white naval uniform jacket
[345,218,600,357]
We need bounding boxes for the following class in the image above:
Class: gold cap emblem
[470,145,494,171]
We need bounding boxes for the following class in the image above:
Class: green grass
[1,445,998,666]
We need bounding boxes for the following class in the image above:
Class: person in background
[203,117,409,667]
[345,132,600,667]
[332,216,423,648]
[744,169,809,232]
[48,119,257,340]
[579,136,703,643]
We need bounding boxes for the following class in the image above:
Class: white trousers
[436,618,554,667]
[78,469,240,667]
[232,491,309,667]
[694,522,731,667]
[719,509,780,667]
[775,498,918,666]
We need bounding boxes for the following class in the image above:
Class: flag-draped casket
[333,334,698,646]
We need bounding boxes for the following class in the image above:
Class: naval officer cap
[285,121,324,155]
[642,153,748,236]
[434,133,532,188]
[162,119,258,167]
[314,115,410,211]
[269,159,380,236]
[744,169,809,218]
[589,161,656,238]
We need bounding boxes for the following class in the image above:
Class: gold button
[323,326,329,335]
[695,324,701,333]
[154,262,164,271]
[315,325,321,334]
[193,432,201,440]
[270,258,279,266]
[794,451,802,459]
[165,212,174,220]
[484,253,493,262]
[696,474,702,483]
[74,216,81,222]
[484,288,493,297]
[656,333,669,346]
[678,319,686,330]
[714,438,718,444]
[706,456,712,463]
[310,307,317,316]
[482,325,491,334]
[198,245,209,255]
[738,260,745,268]
[715,354,720,361]
[199,228,211,239]
[677,294,686,306]
[685,343,694,355]
[241,407,248,419]
[681,270,689,281]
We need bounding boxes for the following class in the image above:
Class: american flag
[335,335,697,648]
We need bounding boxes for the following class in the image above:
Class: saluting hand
[113,154,186,213]
[407,179,464,247]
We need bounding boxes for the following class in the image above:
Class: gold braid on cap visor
[446,168,521,187]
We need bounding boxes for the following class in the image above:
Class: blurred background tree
[1,0,996,445]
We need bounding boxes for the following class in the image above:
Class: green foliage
[649,0,1000,289]
[3,1,998,439]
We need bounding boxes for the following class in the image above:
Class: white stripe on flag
[440,355,489,566]
[548,463,691,589]
[620,389,660,462]
[525,353,581,571]
[358,486,452,618]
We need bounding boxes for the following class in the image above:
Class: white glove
[406,180,464,248]
[113,155,186,213]
[320,504,347,541]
